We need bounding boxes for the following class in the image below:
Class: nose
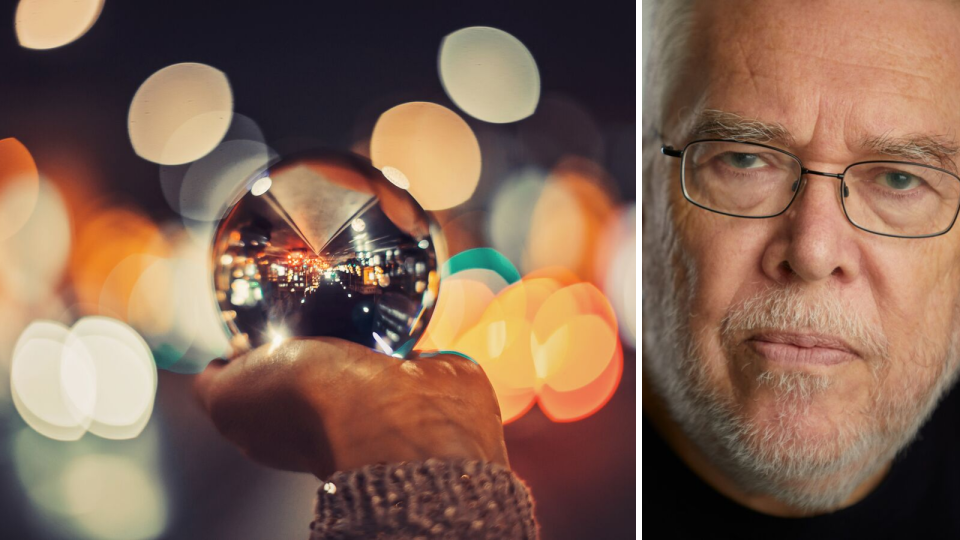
[760,173,861,284]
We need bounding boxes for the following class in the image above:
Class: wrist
[312,458,537,539]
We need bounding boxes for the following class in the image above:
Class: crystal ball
[211,149,443,357]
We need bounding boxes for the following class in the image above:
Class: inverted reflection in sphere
[212,150,442,357]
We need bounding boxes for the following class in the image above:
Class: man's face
[650,0,960,509]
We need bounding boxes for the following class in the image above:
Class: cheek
[673,206,776,391]
[868,240,960,363]
[677,209,772,333]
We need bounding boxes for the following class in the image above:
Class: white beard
[642,156,960,512]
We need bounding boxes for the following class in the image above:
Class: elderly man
[644,0,960,535]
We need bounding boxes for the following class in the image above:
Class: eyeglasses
[661,139,960,238]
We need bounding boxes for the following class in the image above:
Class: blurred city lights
[71,207,166,311]
[12,425,169,540]
[0,138,40,242]
[10,321,90,441]
[486,168,546,268]
[159,113,268,217]
[422,266,623,424]
[127,257,178,339]
[441,247,521,284]
[15,0,104,50]
[370,102,482,210]
[381,166,410,189]
[439,26,540,124]
[65,317,157,440]
[538,340,623,423]
[177,139,276,221]
[523,158,617,283]
[452,316,537,423]
[597,205,636,348]
[250,176,273,196]
[0,5,634,538]
[0,179,71,305]
[416,276,497,351]
[153,233,231,373]
[11,316,158,442]
[61,454,168,540]
[99,253,168,329]
[128,63,234,165]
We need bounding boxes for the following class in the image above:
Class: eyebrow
[860,133,959,170]
[689,109,795,146]
[687,109,960,170]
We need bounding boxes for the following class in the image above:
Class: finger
[415,349,478,364]
[194,358,230,411]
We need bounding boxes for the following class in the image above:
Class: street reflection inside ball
[212,150,442,356]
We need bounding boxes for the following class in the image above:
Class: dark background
[0,1,636,538]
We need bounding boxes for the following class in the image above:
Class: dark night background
[0,1,636,538]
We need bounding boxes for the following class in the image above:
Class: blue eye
[720,152,764,169]
[878,171,921,190]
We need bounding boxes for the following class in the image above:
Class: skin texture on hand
[194,337,509,479]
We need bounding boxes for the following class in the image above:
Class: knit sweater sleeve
[309,458,539,539]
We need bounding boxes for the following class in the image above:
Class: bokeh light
[128,229,231,373]
[177,138,276,222]
[100,254,167,327]
[15,0,104,50]
[523,158,617,283]
[71,207,167,311]
[416,275,496,351]
[250,176,272,196]
[10,321,90,441]
[453,316,537,423]
[486,168,545,268]
[441,247,521,284]
[0,138,40,242]
[381,166,410,189]
[439,26,540,124]
[61,453,168,540]
[64,317,157,440]
[12,425,169,540]
[11,316,158,441]
[370,102,481,210]
[158,113,268,218]
[0,179,71,305]
[596,205,636,348]
[127,257,178,340]
[2,4,635,538]
[429,263,623,424]
[538,340,623,422]
[128,63,234,165]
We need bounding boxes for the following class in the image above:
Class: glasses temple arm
[661,146,682,158]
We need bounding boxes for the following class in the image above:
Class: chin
[715,392,884,511]
[742,400,869,469]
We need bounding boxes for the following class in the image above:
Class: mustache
[720,285,889,361]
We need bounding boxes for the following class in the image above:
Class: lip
[746,332,859,366]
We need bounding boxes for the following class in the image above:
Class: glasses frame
[661,138,960,239]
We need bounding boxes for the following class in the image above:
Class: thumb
[194,358,229,412]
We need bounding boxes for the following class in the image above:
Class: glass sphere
[211,149,443,357]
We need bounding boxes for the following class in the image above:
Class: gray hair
[640,0,960,512]
[642,0,696,360]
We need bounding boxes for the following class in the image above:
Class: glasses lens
[682,141,801,217]
[842,162,960,237]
